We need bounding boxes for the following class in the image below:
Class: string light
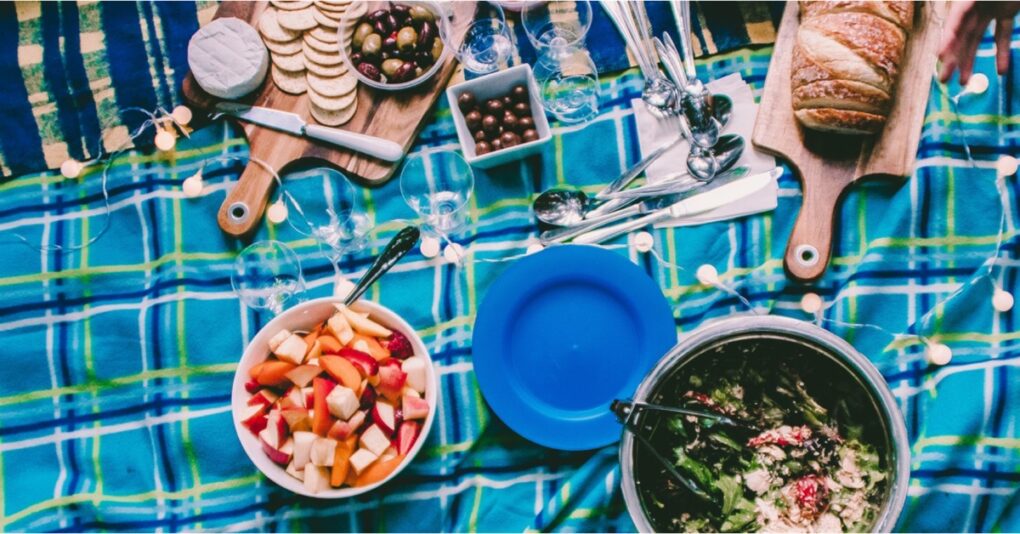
[965,73,989,95]
[420,236,441,258]
[800,292,823,314]
[266,198,289,224]
[696,264,719,286]
[443,242,465,263]
[171,105,193,126]
[926,342,953,366]
[997,155,1018,178]
[154,129,176,152]
[632,231,654,252]
[992,289,1014,312]
[60,159,83,179]
[182,171,204,198]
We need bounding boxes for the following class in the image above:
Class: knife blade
[214,102,404,162]
[572,166,782,245]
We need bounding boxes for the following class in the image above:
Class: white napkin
[631,73,778,227]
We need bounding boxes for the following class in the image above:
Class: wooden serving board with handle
[181,1,475,239]
[752,1,945,283]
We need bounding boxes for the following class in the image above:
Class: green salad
[636,340,889,533]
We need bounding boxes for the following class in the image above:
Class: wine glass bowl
[231,240,305,315]
[400,150,475,236]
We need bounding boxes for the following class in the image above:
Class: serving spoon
[342,225,420,305]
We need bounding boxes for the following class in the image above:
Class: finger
[957,33,983,85]
[995,17,1014,74]
[939,56,957,83]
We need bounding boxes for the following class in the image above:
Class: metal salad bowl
[618,316,910,533]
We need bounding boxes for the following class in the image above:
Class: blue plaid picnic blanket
[1,9,1019,534]
[0,0,779,177]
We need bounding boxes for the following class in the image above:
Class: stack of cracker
[257,0,365,126]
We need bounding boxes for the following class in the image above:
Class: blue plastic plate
[473,245,677,450]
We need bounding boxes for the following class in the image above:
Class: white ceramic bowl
[338,0,452,92]
[231,297,438,498]
[446,64,552,169]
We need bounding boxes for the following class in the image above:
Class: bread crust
[793,79,891,115]
[794,108,886,135]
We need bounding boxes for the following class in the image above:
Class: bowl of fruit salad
[619,316,909,533]
[232,297,436,498]
[339,1,450,91]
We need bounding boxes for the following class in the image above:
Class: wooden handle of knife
[217,158,277,238]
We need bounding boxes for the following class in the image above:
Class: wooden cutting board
[752,1,945,283]
[181,1,475,238]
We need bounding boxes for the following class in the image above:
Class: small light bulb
[266,199,288,224]
[800,292,823,314]
[420,236,441,258]
[696,264,719,286]
[155,130,176,151]
[443,243,465,263]
[926,342,952,366]
[526,242,544,254]
[997,155,1018,178]
[992,289,1014,312]
[172,105,193,126]
[60,159,82,179]
[965,73,989,95]
[633,231,654,252]
[182,173,203,198]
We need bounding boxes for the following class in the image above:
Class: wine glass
[533,45,600,124]
[521,0,593,52]
[285,167,371,289]
[400,149,475,237]
[458,17,516,75]
[231,240,305,315]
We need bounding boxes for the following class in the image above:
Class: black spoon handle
[344,226,421,306]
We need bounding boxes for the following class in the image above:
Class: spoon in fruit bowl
[342,225,421,305]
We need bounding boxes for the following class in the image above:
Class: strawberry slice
[338,348,379,377]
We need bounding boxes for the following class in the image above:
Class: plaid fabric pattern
[1,12,1019,534]
[0,0,776,178]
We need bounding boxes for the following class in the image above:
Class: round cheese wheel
[188,18,269,99]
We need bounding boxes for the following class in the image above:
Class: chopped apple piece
[240,404,267,434]
[348,448,379,475]
[281,408,311,433]
[286,461,305,481]
[278,387,305,410]
[338,348,379,377]
[292,430,316,469]
[274,333,308,366]
[310,437,338,467]
[402,357,427,394]
[326,385,360,421]
[327,313,356,345]
[264,411,288,447]
[335,304,392,338]
[268,329,292,353]
[402,395,430,421]
[247,389,279,409]
[372,402,397,435]
[303,464,330,493]
[359,424,391,456]
[285,364,322,388]
[328,410,367,440]
[261,433,293,465]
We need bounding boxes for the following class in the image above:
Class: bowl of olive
[339,1,450,91]
[446,64,552,169]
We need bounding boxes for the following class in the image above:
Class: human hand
[938,0,1020,84]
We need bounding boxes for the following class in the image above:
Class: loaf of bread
[791,1,914,135]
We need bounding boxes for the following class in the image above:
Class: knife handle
[305,124,404,162]
[573,209,671,245]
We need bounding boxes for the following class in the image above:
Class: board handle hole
[228,202,250,223]
[795,244,819,267]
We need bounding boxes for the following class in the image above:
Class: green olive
[430,38,444,62]
[409,5,434,23]
[381,58,405,78]
[362,33,383,57]
[396,26,418,52]
[352,22,374,49]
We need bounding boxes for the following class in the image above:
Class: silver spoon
[687,133,745,182]
[343,225,420,305]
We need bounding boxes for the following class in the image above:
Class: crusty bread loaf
[792,1,914,135]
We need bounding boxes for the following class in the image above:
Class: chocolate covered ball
[512,84,528,102]
[458,92,476,112]
[475,140,492,155]
[484,98,504,115]
[513,101,531,117]
[518,116,534,132]
[491,138,503,150]
[502,110,518,132]
[465,110,482,132]
[522,128,540,142]
[482,114,499,134]
[499,131,520,147]
[473,129,487,142]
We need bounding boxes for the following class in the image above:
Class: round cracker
[312,9,340,28]
[342,1,367,18]
[271,0,313,10]
[310,99,358,126]
[263,36,303,55]
[271,50,306,72]
[277,7,318,31]
[314,0,353,11]
[272,65,308,94]
[306,58,348,77]
[307,71,357,97]
[258,8,301,42]
[303,32,336,53]
[302,41,343,65]
[308,26,338,43]
[309,86,357,111]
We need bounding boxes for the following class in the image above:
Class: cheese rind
[188,17,269,99]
